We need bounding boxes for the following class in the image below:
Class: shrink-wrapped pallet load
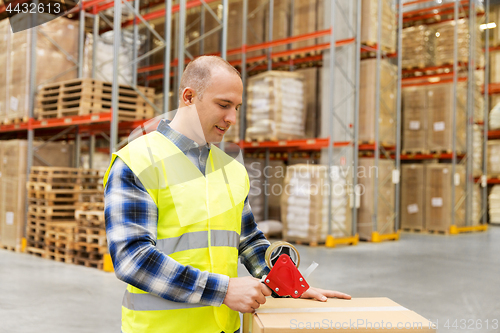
[402,86,427,153]
[357,158,395,241]
[487,140,500,177]
[202,0,265,61]
[281,164,352,244]
[245,71,305,141]
[426,83,467,153]
[402,25,436,69]
[489,185,500,225]
[359,59,397,145]
[0,16,78,123]
[400,164,425,231]
[425,164,465,232]
[434,19,484,67]
[83,30,145,86]
[296,67,319,138]
[490,99,500,130]
[360,0,396,53]
[472,125,483,177]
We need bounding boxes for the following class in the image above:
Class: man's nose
[225,107,237,126]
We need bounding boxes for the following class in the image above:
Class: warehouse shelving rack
[0,0,407,245]
[400,0,490,233]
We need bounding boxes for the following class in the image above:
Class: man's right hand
[223,276,272,313]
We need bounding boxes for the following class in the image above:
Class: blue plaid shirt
[104,119,270,308]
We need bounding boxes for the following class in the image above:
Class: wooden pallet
[75,242,108,254]
[36,78,155,120]
[75,226,107,246]
[1,116,29,125]
[0,244,22,252]
[402,149,430,155]
[282,238,322,247]
[37,78,154,98]
[75,210,105,227]
[45,252,75,263]
[26,247,45,257]
[74,253,104,270]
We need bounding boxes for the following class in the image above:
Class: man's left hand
[300,287,351,302]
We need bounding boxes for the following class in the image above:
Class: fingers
[260,283,273,296]
[317,288,352,300]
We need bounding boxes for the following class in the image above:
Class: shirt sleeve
[238,197,271,278]
[104,157,229,306]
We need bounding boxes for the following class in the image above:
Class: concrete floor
[1,227,499,333]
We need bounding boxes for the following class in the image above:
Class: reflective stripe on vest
[123,290,209,311]
[156,230,239,256]
[104,131,248,333]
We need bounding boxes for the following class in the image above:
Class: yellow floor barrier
[371,231,400,243]
[325,234,359,248]
[449,224,488,235]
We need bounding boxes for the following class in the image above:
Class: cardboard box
[402,86,427,153]
[0,140,74,249]
[243,297,436,332]
[357,158,395,241]
[401,164,425,230]
[359,59,397,146]
[402,25,436,69]
[424,164,465,232]
[0,16,78,122]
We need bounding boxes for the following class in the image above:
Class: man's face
[193,69,243,143]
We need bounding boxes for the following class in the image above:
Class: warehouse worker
[103,55,350,333]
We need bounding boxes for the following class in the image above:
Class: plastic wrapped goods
[281,164,352,244]
[245,71,305,141]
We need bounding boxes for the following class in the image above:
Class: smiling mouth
[215,125,227,133]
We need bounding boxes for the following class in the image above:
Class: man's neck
[169,106,207,146]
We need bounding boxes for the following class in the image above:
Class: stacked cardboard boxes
[0,16,78,123]
[281,164,352,244]
[245,71,305,141]
[357,158,395,241]
[402,86,427,153]
[425,164,466,232]
[400,164,425,231]
[359,59,397,145]
[402,25,436,69]
[361,0,396,53]
[0,140,74,251]
[434,19,484,67]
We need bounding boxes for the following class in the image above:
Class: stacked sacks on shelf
[490,101,500,130]
[281,164,352,245]
[489,185,500,226]
[245,71,305,141]
[487,140,500,177]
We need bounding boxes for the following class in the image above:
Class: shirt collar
[156,119,210,152]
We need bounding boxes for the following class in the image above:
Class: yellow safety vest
[103,131,249,333]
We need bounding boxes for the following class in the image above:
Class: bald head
[179,56,241,100]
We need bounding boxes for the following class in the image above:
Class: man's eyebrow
[216,99,241,106]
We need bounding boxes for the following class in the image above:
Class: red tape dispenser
[261,241,315,298]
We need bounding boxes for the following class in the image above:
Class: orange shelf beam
[239,138,351,150]
[489,130,500,139]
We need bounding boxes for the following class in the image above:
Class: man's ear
[182,87,196,105]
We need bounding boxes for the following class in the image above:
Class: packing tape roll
[265,241,300,269]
